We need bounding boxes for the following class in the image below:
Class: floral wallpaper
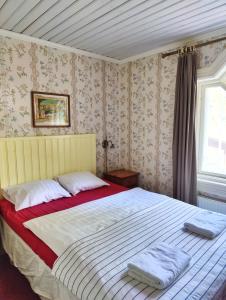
[158,54,178,195]
[0,35,129,175]
[105,62,130,171]
[33,44,75,136]
[75,55,105,175]
[129,40,226,196]
[130,56,159,191]
[0,34,225,192]
[0,37,32,137]
[198,39,226,68]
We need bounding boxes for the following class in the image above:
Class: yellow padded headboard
[0,134,96,190]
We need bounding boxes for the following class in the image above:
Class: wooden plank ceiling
[0,0,226,60]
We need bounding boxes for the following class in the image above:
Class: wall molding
[1,27,226,64]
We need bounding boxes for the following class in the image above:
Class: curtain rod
[161,36,226,59]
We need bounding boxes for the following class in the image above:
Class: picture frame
[31,91,70,128]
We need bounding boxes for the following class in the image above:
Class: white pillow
[3,179,71,211]
[56,171,109,195]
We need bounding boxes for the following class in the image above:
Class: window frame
[197,82,226,181]
[196,54,226,202]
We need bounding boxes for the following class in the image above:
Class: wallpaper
[129,40,226,196]
[74,55,105,174]
[158,54,178,195]
[129,54,178,195]
[0,36,129,175]
[130,56,159,191]
[0,34,225,194]
[105,62,130,171]
[0,37,32,137]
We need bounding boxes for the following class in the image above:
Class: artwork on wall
[31,91,70,127]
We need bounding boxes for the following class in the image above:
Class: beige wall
[0,35,225,194]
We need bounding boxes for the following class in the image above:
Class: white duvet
[24,188,226,300]
[24,188,168,256]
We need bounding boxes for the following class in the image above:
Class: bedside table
[103,169,139,188]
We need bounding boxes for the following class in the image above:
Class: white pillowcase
[3,179,71,211]
[56,171,109,195]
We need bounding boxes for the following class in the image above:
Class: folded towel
[184,211,226,239]
[127,242,191,289]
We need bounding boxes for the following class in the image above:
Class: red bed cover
[0,182,127,268]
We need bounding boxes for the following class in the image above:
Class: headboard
[0,134,96,191]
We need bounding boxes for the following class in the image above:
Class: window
[197,61,226,202]
[199,84,226,178]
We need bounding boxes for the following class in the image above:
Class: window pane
[201,86,226,176]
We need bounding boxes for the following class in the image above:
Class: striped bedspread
[52,189,226,300]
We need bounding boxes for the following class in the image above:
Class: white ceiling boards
[0,0,226,60]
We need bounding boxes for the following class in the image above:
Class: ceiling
[0,0,226,60]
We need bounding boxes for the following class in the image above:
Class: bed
[0,135,225,300]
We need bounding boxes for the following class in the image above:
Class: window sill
[197,174,226,203]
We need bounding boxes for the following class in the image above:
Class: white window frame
[197,82,226,181]
[197,51,226,202]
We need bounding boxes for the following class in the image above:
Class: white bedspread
[24,188,226,300]
[24,188,168,256]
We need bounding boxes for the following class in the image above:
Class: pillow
[56,171,109,195]
[2,179,71,211]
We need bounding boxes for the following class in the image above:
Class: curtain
[173,52,197,205]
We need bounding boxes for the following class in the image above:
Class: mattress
[0,181,127,268]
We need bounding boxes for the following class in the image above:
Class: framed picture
[31,91,70,127]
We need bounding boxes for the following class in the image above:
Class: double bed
[0,135,225,300]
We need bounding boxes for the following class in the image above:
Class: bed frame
[0,134,96,194]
